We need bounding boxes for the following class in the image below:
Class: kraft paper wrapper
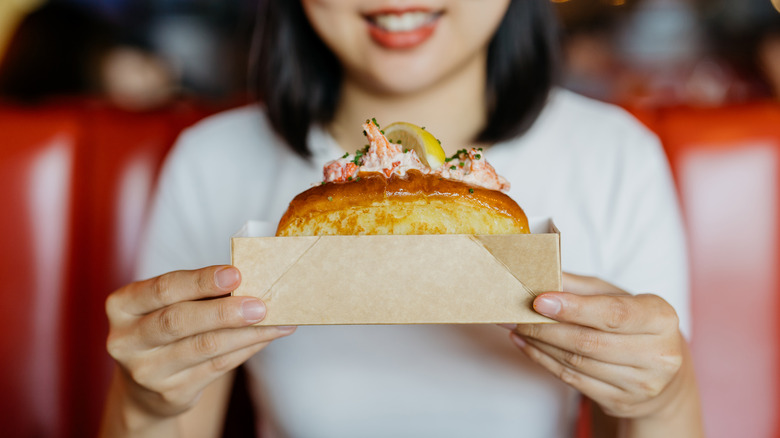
[231,217,561,325]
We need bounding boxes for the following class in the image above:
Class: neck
[329,52,488,157]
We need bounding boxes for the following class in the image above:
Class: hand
[105,265,296,418]
[504,273,685,420]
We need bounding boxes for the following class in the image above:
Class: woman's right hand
[104,265,295,420]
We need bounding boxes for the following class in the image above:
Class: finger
[144,340,273,411]
[513,322,652,368]
[532,292,677,334]
[518,335,640,393]
[510,332,628,402]
[165,339,275,402]
[562,272,628,297]
[136,296,267,348]
[110,266,241,316]
[151,325,296,377]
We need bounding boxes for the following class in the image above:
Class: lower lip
[367,18,439,50]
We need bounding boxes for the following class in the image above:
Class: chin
[369,70,441,95]
[355,51,454,95]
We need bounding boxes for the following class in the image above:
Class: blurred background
[1,0,779,108]
[0,0,260,109]
[0,1,779,438]
[558,0,780,107]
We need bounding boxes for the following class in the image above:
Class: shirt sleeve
[134,128,230,280]
[598,116,691,338]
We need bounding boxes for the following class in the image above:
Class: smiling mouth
[363,9,444,49]
[364,10,444,33]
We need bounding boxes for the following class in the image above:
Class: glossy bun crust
[276,171,529,236]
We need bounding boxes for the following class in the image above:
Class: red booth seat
[0,99,218,438]
[647,103,780,438]
[0,106,82,438]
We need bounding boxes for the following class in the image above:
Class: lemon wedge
[383,122,446,169]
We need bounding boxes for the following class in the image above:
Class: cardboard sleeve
[231,217,561,325]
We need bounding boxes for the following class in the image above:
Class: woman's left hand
[505,272,687,420]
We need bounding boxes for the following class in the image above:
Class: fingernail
[215,267,240,290]
[534,295,562,317]
[241,300,266,322]
[497,324,517,331]
[511,333,527,348]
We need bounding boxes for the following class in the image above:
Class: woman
[101,1,703,436]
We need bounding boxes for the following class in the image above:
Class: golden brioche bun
[276,170,529,236]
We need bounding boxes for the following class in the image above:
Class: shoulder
[175,104,278,156]
[545,89,643,127]
[524,89,665,172]
[538,88,657,147]
[165,104,293,175]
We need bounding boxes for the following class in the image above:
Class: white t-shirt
[137,89,689,438]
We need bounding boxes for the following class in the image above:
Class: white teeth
[374,12,434,32]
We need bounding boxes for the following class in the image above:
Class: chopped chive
[469,188,474,194]
[478,147,483,151]
[459,162,465,168]
[342,152,349,159]
[450,165,456,170]
[397,140,402,144]
[421,126,426,130]
[328,196,333,202]
[363,130,367,136]
[403,148,409,153]
[444,157,452,162]
[347,176,353,181]
[475,154,481,159]
[380,130,384,135]
[436,139,441,144]
[372,117,379,127]
[356,177,361,181]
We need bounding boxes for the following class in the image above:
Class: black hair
[252,0,561,158]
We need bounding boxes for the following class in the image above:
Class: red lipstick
[363,8,442,50]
